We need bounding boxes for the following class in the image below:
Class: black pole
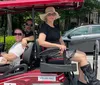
[32,7,37,59]
[3,14,7,51]
[32,7,36,41]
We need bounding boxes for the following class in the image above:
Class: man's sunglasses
[25,23,33,27]
[14,33,22,36]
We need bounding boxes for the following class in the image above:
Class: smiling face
[25,20,33,31]
[14,29,24,42]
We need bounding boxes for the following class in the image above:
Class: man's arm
[22,36,34,46]
[24,36,34,41]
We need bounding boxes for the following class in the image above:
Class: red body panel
[0,0,84,15]
[0,0,84,8]
[0,69,66,85]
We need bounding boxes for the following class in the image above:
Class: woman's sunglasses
[14,33,22,36]
[47,13,56,16]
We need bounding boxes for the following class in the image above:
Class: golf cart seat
[0,41,41,79]
[35,41,77,73]
[22,42,40,69]
[0,41,40,73]
[22,40,77,72]
[40,48,77,73]
[0,49,28,79]
[0,42,38,79]
[0,42,36,73]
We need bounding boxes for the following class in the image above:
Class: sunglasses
[25,23,33,27]
[47,13,56,16]
[14,33,23,36]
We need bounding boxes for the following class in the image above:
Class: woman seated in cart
[0,29,25,70]
[38,6,100,85]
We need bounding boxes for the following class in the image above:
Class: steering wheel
[93,40,99,78]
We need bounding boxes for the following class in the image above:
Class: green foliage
[81,0,99,13]
[0,36,15,51]
[58,0,100,20]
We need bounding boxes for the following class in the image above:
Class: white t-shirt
[8,42,25,67]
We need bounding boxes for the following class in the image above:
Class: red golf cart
[0,0,94,85]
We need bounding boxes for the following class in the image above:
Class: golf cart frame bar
[0,0,84,8]
[0,0,84,15]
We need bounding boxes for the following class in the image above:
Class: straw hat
[39,7,60,21]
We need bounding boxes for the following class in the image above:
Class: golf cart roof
[0,0,84,14]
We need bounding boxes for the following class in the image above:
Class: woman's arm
[59,37,66,46]
[38,33,61,48]
[38,33,67,51]
[38,33,66,55]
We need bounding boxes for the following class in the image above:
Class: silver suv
[62,25,100,53]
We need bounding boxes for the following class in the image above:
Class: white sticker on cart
[4,83,16,85]
[38,76,56,81]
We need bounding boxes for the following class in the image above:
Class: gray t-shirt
[8,42,25,67]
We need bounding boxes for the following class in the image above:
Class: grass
[0,36,15,51]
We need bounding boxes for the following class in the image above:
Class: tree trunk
[64,16,70,31]
[7,14,12,35]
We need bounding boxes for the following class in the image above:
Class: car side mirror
[67,34,71,39]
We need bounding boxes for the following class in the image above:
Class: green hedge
[0,36,15,51]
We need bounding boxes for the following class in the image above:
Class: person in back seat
[38,7,100,85]
[22,19,34,47]
[0,28,25,67]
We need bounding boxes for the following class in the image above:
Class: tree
[58,0,100,31]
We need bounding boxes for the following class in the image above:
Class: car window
[92,26,100,34]
[70,26,89,36]
[63,29,73,36]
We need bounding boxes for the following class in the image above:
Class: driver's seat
[39,48,77,73]
[37,42,77,84]
[35,41,77,73]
